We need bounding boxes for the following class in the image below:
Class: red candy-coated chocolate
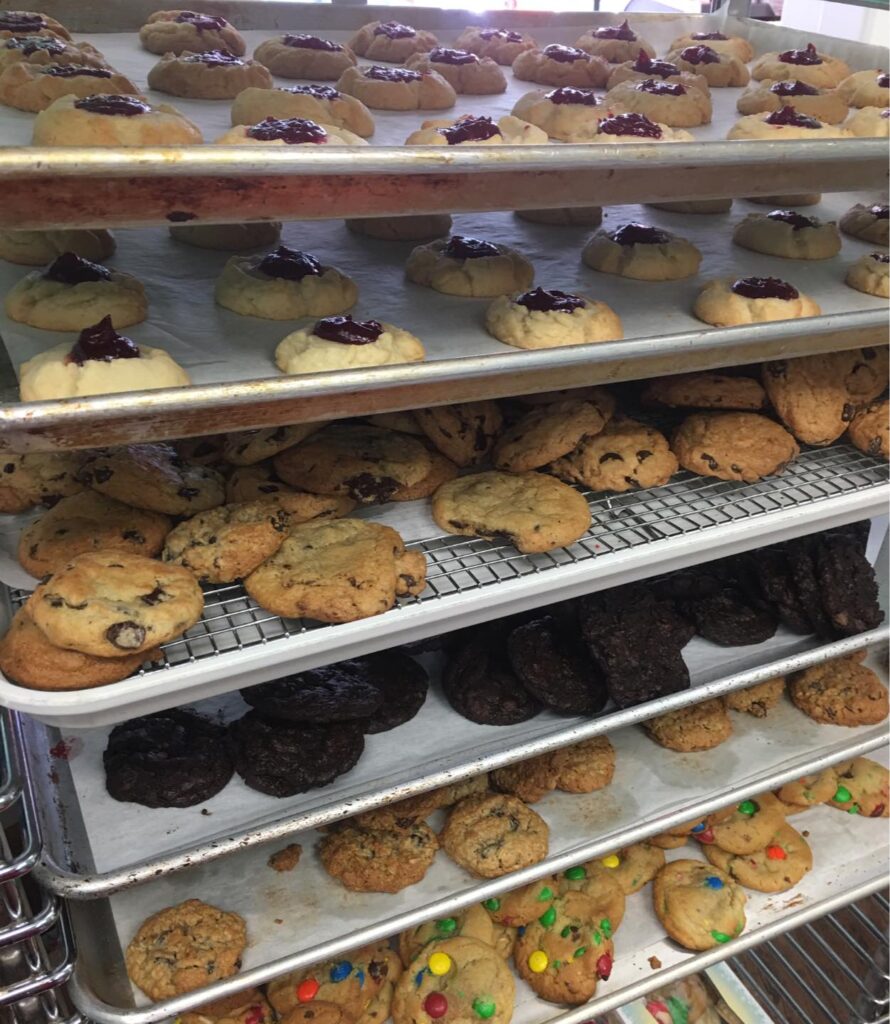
[871,804,886,817]
[697,826,715,844]
[424,993,448,1018]
[596,953,613,980]
[766,845,787,860]
[297,979,320,1003]
[245,1007,266,1024]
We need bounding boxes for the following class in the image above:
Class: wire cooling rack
[5,441,887,675]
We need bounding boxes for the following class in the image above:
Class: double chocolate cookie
[360,650,430,733]
[443,628,540,725]
[242,661,384,722]
[104,709,234,808]
[667,570,778,647]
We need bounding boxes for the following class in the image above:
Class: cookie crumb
[649,955,662,969]
[201,808,211,816]
[268,843,302,872]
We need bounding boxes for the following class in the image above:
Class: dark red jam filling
[679,45,720,65]
[443,235,499,259]
[547,86,598,105]
[691,31,728,41]
[778,43,822,66]
[769,79,819,96]
[0,12,44,32]
[597,111,662,138]
[878,73,889,88]
[732,276,799,300]
[313,315,383,344]
[637,78,685,96]
[593,19,636,40]
[543,44,587,63]
[282,34,342,52]
[428,47,477,65]
[373,21,415,39]
[364,65,421,82]
[286,84,339,99]
[68,316,139,365]
[439,115,500,144]
[45,252,111,284]
[479,28,523,43]
[764,105,821,128]
[43,64,111,78]
[183,48,243,65]
[767,209,817,230]
[6,34,62,54]
[608,223,670,245]
[74,94,150,116]
[516,287,584,313]
[870,252,889,263]
[870,204,889,219]
[174,11,227,31]
[631,51,678,77]
[246,116,327,143]
[257,246,322,280]
[883,108,890,118]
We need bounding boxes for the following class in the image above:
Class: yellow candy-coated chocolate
[428,952,452,976]
[601,854,620,869]
[528,950,549,973]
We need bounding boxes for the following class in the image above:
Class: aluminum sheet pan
[1,440,887,728]
[60,696,890,1023]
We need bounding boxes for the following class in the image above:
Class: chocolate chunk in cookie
[104,709,234,808]
[242,661,384,722]
[231,711,364,796]
[443,630,540,725]
[414,401,504,467]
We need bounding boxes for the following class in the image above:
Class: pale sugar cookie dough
[215,116,366,145]
[836,69,889,108]
[0,228,114,266]
[750,43,850,89]
[845,105,890,137]
[347,20,437,62]
[728,105,850,140]
[669,31,753,63]
[574,20,655,64]
[346,215,452,241]
[32,93,202,145]
[735,79,848,124]
[512,44,610,89]
[694,276,820,327]
[274,315,425,375]
[336,64,455,112]
[839,202,888,245]
[516,207,603,226]
[169,222,281,251]
[252,33,356,80]
[405,47,506,94]
[0,62,139,112]
[602,77,712,127]
[406,112,546,145]
[0,35,106,74]
[732,210,842,260]
[138,10,246,56]
[485,286,622,350]
[146,49,272,99]
[582,223,701,280]
[0,11,71,40]
[19,316,190,401]
[511,87,601,141]
[406,235,533,297]
[591,111,693,142]
[231,85,374,137]
[665,45,749,87]
[215,245,358,319]
[607,52,709,95]
[454,26,535,66]
[845,252,889,298]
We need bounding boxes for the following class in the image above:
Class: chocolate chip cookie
[641,373,767,412]
[414,401,504,468]
[490,751,557,803]
[231,711,364,796]
[79,443,225,515]
[848,398,889,460]
[704,822,812,893]
[644,698,732,752]
[652,860,746,951]
[242,660,384,722]
[789,657,889,726]
[443,630,540,725]
[492,395,614,473]
[225,461,297,503]
[671,412,799,483]
[104,709,234,808]
[441,793,549,878]
[432,470,591,553]
[125,898,247,1000]
[353,775,488,829]
[319,819,439,892]
[31,551,204,657]
[724,676,786,717]
[761,353,860,447]
[548,415,677,493]
[0,451,85,514]
[222,422,325,466]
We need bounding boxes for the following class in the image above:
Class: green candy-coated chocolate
[711,930,731,943]
[563,866,586,881]
[436,918,457,934]
[600,918,612,938]
[537,886,554,901]
[538,906,557,928]
[482,898,500,912]
[560,925,572,938]
[472,998,496,1019]
[834,785,852,803]
[573,946,586,959]
[738,800,758,816]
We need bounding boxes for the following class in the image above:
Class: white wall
[780,0,890,46]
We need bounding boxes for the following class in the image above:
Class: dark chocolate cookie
[814,534,883,636]
[241,661,384,722]
[581,586,695,651]
[676,573,778,647]
[443,631,540,725]
[360,650,430,733]
[787,539,837,638]
[752,547,812,634]
[507,614,607,715]
[231,712,364,797]
[104,709,234,808]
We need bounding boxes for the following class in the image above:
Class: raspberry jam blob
[68,316,140,365]
[766,210,817,230]
[608,223,671,245]
[0,12,44,32]
[764,105,821,128]
[769,79,819,97]
[543,44,587,63]
[593,20,636,40]
[516,287,584,313]
[174,11,227,31]
[869,204,889,219]
[246,117,328,143]
[439,115,500,144]
[878,73,890,88]
[428,47,477,65]
[6,35,63,55]
[778,43,822,66]
[679,45,720,65]
[183,49,243,64]
[637,79,685,96]
[443,236,500,259]
[547,86,598,105]
[286,84,339,99]
[870,252,890,263]
[373,21,415,39]
[631,51,678,78]
[43,64,112,78]
[597,112,662,138]
[691,32,728,41]
[364,65,421,82]
[45,252,111,284]
[313,316,383,344]
[480,28,523,43]
[74,94,151,116]
[282,34,342,52]
[257,246,322,280]
[732,276,799,300]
